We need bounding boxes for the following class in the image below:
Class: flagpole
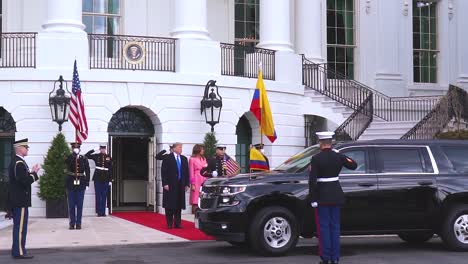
[258,61,263,147]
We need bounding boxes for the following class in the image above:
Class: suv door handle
[358,183,375,187]
[418,181,433,186]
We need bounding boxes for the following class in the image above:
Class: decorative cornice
[448,0,454,20]
[365,0,371,14]
[403,1,409,16]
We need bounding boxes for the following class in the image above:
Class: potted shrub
[203,132,218,159]
[38,133,70,218]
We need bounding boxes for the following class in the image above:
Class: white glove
[311,202,318,208]
[332,148,339,153]
[212,171,218,177]
[86,186,89,191]
[108,182,112,186]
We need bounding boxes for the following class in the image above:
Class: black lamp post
[49,75,71,131]
[200,80,223,132]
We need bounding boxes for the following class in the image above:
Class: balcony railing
[88,34,176,71]
[221,43,275,80]
[0,32,37,68]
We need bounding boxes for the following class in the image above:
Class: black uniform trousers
[11,207,29,257]
[165,180,183,228]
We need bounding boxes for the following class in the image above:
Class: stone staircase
[304,89,354,126]
[358,119,419,141]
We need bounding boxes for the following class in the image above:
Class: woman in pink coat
[189,144,207,214]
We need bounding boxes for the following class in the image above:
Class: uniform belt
[66,171,85,176]
[95,166,109,171]
[317,177,339,182]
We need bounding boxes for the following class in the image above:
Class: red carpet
[112,211,214,241]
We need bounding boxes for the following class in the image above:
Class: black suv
[196,140,468,256]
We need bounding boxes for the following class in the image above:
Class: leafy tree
[203,132,218,158]
[38,133,70,201]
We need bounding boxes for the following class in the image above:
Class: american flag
[69,60,88,143]
[224,154,240,177]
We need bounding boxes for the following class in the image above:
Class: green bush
[203,132,218,158]
[436,130,468,140]
[38,133,70,201]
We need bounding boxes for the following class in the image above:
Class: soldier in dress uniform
[86,144,112,217]
[65,142,90,230]
[156,144,174,161]
[309,132,357,264]
[202,144,240,178]
[8,138,41,259]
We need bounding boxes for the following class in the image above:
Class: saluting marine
[86,144,112,217]
[309,132,357,264]
[65,142,90,230]
[8,138,41,259]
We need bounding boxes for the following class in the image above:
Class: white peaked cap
[316,131,335,140]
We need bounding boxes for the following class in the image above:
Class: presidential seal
[123,42,146,64]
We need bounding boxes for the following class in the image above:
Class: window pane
[413,33,421,49]
[327,0,335,10]
[441,146,468,174]
[340,150,366,174]
[107,17,119,35]
[95,0,106,13]
[235,4,244,20]
[345,0,353,11]
[381,149,424,173]
[336,47,345,63]
[235,22,245,38]
[83,0,93,12]
[327,28,336,43]
[336,0,345,10]
[327,47,336,62]
[344,11,353,29]
[94,16,106,34]
[108,0,120,14]
[83,15,93,34]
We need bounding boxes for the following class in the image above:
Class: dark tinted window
[380,148,424,173]
[340,149,366,174]
[441,146,468,174]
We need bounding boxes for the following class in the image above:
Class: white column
[373,0,405,96]
[295,0,325,62]
[42,0,85,32]
[257,0,293,52]
[456,0,468,87]
[171,0,210,40]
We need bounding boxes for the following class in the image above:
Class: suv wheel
[249,206,299,256]
[397,232,433,244]
[441,205,468,251]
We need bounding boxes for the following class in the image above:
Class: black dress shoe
[174,226,182,229]
[167,226,173,229]
[76,225,81,230]
[13,255,34,259]
[69,225,75,230]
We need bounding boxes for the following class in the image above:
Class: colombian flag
[250,69,277,143]
[249,147,269,171]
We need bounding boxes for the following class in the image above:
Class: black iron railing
[0,32,37,68]
[221,43,275,80]
[88,34,176,71]
[401,85,468,140]
[303,57,373,141]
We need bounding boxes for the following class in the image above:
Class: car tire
[397,232,433,244]
[248,206,299,256]
[441,205,468,251]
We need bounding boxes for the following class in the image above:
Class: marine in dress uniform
[309,132,357,264]
[65,142,90,230]
[156,144,174,161]
[8,138,41,259]
[203,145,227,177]
[85,144,112,217]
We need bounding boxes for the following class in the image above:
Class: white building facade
[0,0,467,217]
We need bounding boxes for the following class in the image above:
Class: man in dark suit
[8,138,41,259]
[161,142,189,229]
[309,131,357,264]
[65,142,90,230]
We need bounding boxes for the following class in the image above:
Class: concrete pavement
[0,213,197,250]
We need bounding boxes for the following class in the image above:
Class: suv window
[380,148,426,173]
[440,146,468,174]
[340,149,366,174]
